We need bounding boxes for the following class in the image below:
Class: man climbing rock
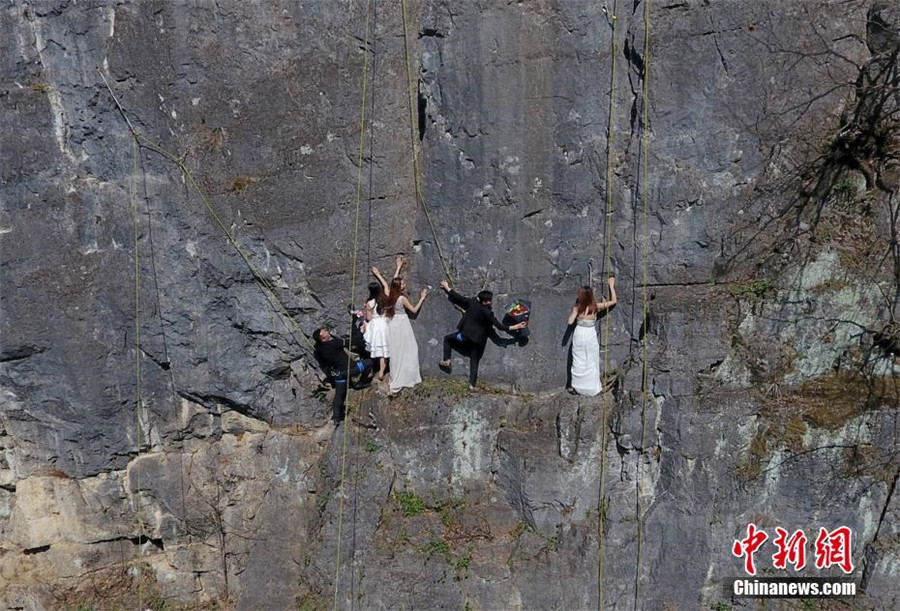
[438,280,527,389]
[313,327,374,424]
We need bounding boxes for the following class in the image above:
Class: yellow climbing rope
[598,1,620,609]
[332,0,374,607]
[399,0,454,284]
[634,1,651,609]
[129,130,146,611]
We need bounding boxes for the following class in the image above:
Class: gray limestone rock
[1,0,899,609]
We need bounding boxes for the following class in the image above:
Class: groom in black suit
[438,280,527,389]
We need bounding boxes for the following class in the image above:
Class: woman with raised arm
[372,256,429,394]
[566,276,617,396]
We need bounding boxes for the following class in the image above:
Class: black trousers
[443,332,485,386]
[330,359,373,422]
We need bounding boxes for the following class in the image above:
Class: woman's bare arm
[598,277,618,311]
[371,267,390,294]
[401,289,429,315]
[567,305,579,325]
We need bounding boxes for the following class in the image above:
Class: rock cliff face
[2,0,900,609]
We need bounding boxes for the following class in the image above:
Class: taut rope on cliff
[97,69,316,357]
[634,0,652,608]
[598,0,621,608]
[128,125,147,611]
[332,0,374,607]
[399,0,454,285]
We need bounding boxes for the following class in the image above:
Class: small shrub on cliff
[419,537,451,557]
[296,592,328,611]
[729,278,776,300]
[227,174,258,193]
[396,490,426,516]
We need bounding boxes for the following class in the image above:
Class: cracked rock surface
[2,0,900,609]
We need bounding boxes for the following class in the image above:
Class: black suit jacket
[447,289,511,347]
[315,336,349,371]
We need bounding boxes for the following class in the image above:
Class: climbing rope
[598,0,620,609]
[634,1,651,609]
[333,0,374,608]
[97,69,316,357]
[134,144,192,543]
[399,0,454,284]
[366,0,379,274]
[634,0,650,611]
[129,131,146,611]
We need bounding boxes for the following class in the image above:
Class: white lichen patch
[449,404,489,486]
[501,156,521,175]
[792,250,841,292]
[712,354,753,388]
[732,250,883,385]
[82,240,100,255]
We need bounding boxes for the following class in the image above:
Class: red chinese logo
[814,526,854,574]
[732,523,769,576]
[733,524,854,575]
[772,527,807,571]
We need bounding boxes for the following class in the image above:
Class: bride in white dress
[567,277,617,396]
[372,257,429,395]
[363,281,390,380]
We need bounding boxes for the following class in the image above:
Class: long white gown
[387,300,421,393]
[571,318,601,396]
[363,298,390,358]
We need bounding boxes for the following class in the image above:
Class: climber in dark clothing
[437,280,527,389]
[313,327,373,423]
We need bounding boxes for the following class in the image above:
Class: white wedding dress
[570,318,601,396]
[387,300,421,393]
[364,298,390,358]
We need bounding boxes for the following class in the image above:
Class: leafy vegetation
[419,537,451,557]
[295,591,328,611]
[729,278,776,300]
[395,490,426,517]
[227,174,258,193]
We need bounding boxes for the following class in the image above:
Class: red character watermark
[733,523,769,576]
[814,526,854,574]
[733,524,854,575]
[772,527,807,571]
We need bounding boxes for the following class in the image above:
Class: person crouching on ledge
[438,280,527,390]
[313,327,374,424]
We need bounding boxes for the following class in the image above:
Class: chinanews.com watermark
[731,578,856,598]
[728,523,858,599]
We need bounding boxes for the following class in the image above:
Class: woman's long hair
[575,286,598,316]
[383,278,404,318]
[367,282,385,314]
